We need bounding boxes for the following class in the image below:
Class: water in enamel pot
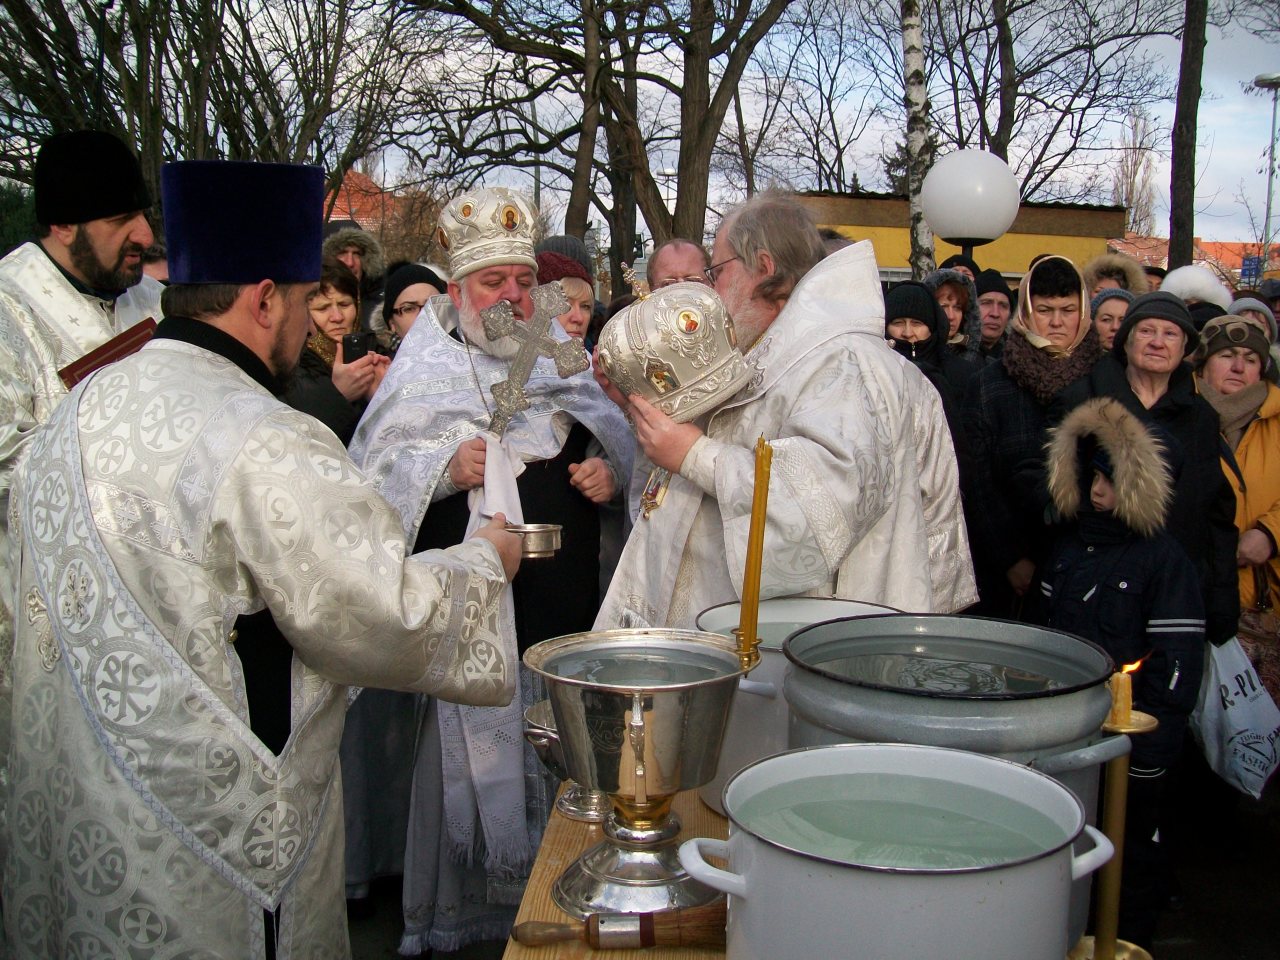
[735,771,1068,870]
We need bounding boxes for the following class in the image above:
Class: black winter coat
[281,347,365,446]
[962,361,1055,607]
[1052,355,1240,645]
[1037,513,1205,769]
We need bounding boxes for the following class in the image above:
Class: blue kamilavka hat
[161,161,324,284]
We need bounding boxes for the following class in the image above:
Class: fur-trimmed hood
[1083,252,1147,296]
[1046,397,1173,537]
[923,267,982,361]
[321,226,386,285]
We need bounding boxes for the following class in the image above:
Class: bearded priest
[3,160,523,959]
[349,187,633,953]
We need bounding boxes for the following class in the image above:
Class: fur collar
[1046,396,1172,537]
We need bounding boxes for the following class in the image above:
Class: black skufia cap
[34,130,151,226]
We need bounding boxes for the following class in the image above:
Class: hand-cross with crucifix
[480,281,590,437]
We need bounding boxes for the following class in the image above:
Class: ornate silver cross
[480,281,590,437]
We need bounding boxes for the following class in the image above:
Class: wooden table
[503,791,729,959]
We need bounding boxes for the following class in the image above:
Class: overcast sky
[1148,25,1278,244]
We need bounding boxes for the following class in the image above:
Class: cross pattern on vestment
[480,281,590,437]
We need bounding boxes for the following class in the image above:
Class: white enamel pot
[694,597,898,815]
[679,743,1112,960]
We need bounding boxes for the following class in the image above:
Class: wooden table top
[502,790,729,959]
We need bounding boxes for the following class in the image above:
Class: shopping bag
[1191,637,1280,799]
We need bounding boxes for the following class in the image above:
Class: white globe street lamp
[1255,73,1280,272]
[920,150,1021,261]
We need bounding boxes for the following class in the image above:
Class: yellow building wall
[797,192,1127,276]
[825,226,1113,275]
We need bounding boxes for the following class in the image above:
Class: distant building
[795,190,1126,283]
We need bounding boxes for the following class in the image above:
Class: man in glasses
[596,190,976,632]
[646,237,711,289]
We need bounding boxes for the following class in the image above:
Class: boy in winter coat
[1039,396,1205,949]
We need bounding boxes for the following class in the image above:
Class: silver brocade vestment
[0,240,164,883]
[4,338,514,959]
[350,294,634,540]
[596,240,977,629]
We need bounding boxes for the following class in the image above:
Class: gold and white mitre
[596,280,752,423]
[436,187,539,280]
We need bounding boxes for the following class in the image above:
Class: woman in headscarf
[963,255,1100,618]
[1053,291,1239,647]
[1194,311,1280,700]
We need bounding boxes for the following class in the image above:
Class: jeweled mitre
[436,186,539,280]
[596,281,752,423]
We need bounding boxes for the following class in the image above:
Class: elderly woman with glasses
[1195,313,1280,702]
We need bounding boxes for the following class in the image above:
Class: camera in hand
[342,331,376,362]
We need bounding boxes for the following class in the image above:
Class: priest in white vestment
[0,130,164,883]
[3,160,524,960]
[595,192,977,629]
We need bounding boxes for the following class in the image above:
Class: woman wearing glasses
[383,263,447,353]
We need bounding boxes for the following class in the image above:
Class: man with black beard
[0,131,164,838]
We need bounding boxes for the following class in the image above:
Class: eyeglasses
[393,300,427,318]
[653,275,711,288]
[703,256,740,284]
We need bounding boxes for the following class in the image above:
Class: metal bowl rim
[781,613,1114,701]
[523,628,750,692]
[696,596,901,651]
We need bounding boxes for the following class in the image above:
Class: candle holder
[1067,710,1158,960]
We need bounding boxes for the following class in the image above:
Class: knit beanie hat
[974,268,1012,302]
[535,235,593,277]
[1229,297,1277,342]
[1090,287,1135,317]
[382,263,446,324]
[1188,301,1226,332]
[1195,313,1272,372]
[535,250,592,285]
[939,253,980,277]
[35,130,151,225]
[1111,291,1200,361]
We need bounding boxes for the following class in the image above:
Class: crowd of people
[0,129,1277,958]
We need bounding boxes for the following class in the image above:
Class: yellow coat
[1223,382,1280,609]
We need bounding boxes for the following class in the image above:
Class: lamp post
[920,150,1021,263]
[658,168,678,213]
[1255,74,1280,272]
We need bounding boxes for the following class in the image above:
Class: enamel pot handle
[678,837,747,898]
[1071,825,1114,881]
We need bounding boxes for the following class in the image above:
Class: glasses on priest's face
[703,256,740,285]
[653,274,711,289]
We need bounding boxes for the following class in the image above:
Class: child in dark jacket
[1038,396,1205,949]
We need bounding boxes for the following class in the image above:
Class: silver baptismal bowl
[523,628,747,918]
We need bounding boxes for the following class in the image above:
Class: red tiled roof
[1108,232,1274,285]
[325,170,397,230]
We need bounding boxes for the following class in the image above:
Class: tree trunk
[563,0,600,238]
[1168,0,1206,268]
[901,0,934,278]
